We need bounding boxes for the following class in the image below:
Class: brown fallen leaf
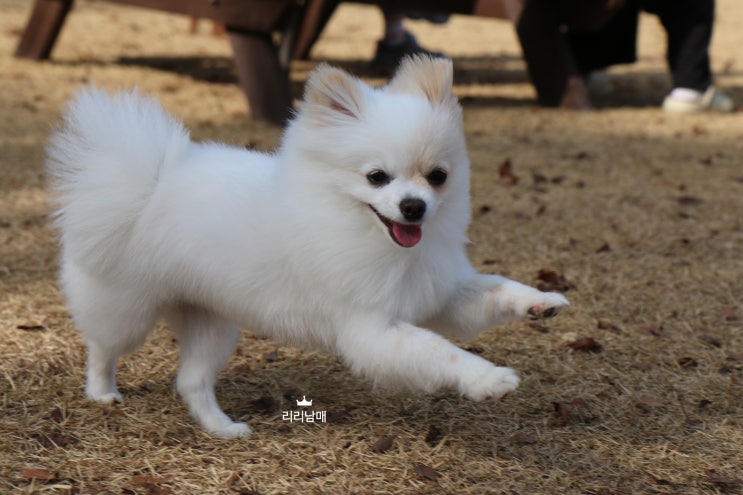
[158,82,182,93]
[536,269,575,293]
[693,125,709,136]
[532,171,548,185]
[640,325,665,337]
[677,357,699,368]
[721,307,738,321]
[32,432,78,448]
[511,432,538,445]
[132,476,172,486]
[262,350,280,362]
[414,464,439,482]
[551,175,567,184]
[700,334,722,348]
[282,390,303,404]
[677,195,704,206]
[48,407,66,424]
[229,364,251,376]
[424,424,443,446]
[597,320,621,333]
[498,158,519,186]
[629,361,651,371]
[132,475,174,495]
[635,396,665,411]
[250,396,276,413]
[226,476,262,495]
[101,406,126,417]
[371,435,396,453]
[225,472,242,488]
[705,469,742,488]
[325,408,352,423]
[16,324,46,332]
[528,320,549,333]
[595,242,611,253]
[553,398,589,424]
[19,468,55,480]
[567,337,603,353]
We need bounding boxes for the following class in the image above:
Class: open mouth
[369,206,422,248]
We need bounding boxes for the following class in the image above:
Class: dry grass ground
[1,1,743,493]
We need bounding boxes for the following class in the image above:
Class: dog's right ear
[302,64,366,125]
[387,55,455,107]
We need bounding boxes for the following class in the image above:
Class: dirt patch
[1,1,742,493]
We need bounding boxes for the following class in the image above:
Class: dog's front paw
[87,391,123,404]
[210,422,252,439]
[527,292,569,320]
[86,385,123,404]
[461,365,520,401]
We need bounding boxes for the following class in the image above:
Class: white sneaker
[662,86,735,113]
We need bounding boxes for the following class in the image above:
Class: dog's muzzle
[369,205,423,248]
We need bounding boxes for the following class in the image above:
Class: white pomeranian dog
[47,56,568,438]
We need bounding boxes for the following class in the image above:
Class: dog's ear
[387,55,455,106]
[302,64,366,124]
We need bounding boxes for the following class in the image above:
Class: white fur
[47,57,568,438]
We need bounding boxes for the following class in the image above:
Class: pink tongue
[391,222,422,247]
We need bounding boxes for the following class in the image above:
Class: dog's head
[285,56,471,249]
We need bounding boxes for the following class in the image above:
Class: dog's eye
[426,168,448,187]
[367,170,391,187]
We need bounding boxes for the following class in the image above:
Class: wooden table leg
[15,0,74,59]
[289,0,340,61]
[228,29,293,125]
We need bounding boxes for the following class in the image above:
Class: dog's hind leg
[165,306,250,438]
[63,265,157,404]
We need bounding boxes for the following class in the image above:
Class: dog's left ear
[302,64,366,125]
[387,55,455,106]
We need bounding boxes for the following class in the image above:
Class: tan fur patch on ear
[387,55,454,105]
[303,64,365,122]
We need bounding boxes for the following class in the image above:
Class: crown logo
[296,396,312,407]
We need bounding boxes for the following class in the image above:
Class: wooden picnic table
[15,0,525,124]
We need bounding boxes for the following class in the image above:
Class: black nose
[399,198,426,222]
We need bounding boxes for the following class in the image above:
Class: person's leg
[515,0,592,108]
[382,12,407,45]
[647,0,713,91]
[371,9,445,68]
[647,0,733,112]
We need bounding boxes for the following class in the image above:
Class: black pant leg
[644,0,715,91]
[516,0,580,106]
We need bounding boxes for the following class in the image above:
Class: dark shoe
[371,31,447,68]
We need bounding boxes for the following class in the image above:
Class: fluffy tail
[47,87,190,270]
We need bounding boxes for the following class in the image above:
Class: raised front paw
[527,291,570,320]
